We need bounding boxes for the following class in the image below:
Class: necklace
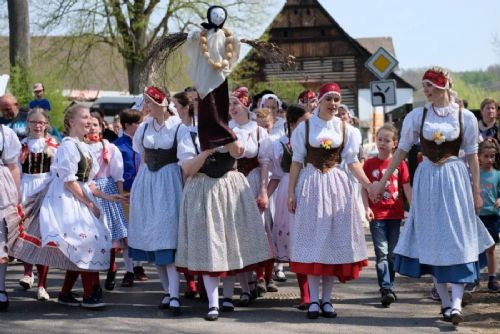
[431,104,452,118]
[200,28,234,71]
[152,119,165,132]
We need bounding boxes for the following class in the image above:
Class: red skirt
[290,260,368,283]
[177,259,272,278]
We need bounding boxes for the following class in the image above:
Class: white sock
[0,264,7,302]
[166,264,180,306]
[276,263,284,271]
[307,275,321,311]
[156,265,169,294]
[122,249,134,273]
[203,275,220,310]
[451,283,464,311]
[322,276,334,303]
[432,277,451,309]
[222,275,236,299]
[237,272,250,293]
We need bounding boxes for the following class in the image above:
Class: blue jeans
[369,219,401,290]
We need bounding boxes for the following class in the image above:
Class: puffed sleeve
[177,127,198,166]
[109,144,125,182]
[341,123,361,165]
[291,121,307,163]
[1,126,21,163]
[398,108,422,152]
[53,140,81,182]
[461,109,479,155]
[132,121,147,154]
[258,128,271,165]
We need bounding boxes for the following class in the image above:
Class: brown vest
[420,107,462,164]
[305,119,345,173]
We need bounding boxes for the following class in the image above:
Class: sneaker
[487,280,500,292]
[430,286,441,301]
[266,279,279,292]
[256,279,267,297]
[81,296,106,309]
[104,270,116,291]
[57,292,81,307]
[274,269,287,282]
[380,288,397,307]
[133,266,149,281]
[19,274,35,290]
[37,287,50,301]
[121,272,134,288]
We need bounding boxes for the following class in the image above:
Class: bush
[8,65,33,107]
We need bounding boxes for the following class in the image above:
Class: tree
[34,0,271,94]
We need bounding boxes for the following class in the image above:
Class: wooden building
[237,0,413,117]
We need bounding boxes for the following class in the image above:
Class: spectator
[29,83,51,111]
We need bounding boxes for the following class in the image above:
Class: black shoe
[184,290,198,299]
[92,285,103,300]
[441,307,452,322]
[105,270,116,291]
[205,307,219,321]
[169,297,181,316]
[133,266,148,281]
[158,294,170,309]
[81,296,106,309]
[307,302,320,319]
[57,292,81,307]
[237,292,252,307]
[320,302,337,318]
[221,298,234,312]
[121,272,134,288]
[0,291,9,312]
[450,308,464,325]
[380,288,397,307]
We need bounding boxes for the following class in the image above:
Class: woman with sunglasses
[288,83,370,319]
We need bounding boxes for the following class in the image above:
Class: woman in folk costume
[288,83,370,319]
[267,104,311,309]
[128,86,190,316]
[17,108,58,301]
[229,87,277,297]
[87,112,133,291]
[369,67,494,325]
[0,124,21,311]
[9,104,123,309]
[175,95,273,322]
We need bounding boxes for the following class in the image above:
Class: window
[332,60,343,72]
[321,29,326,37]
[283,30,288,38]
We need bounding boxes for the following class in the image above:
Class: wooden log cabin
[236,0,414,120]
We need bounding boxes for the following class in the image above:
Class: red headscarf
[318,83,341,102]
[144,86,167,106]
[231,87,251,109]
[422,69,449,90]
[298,90,317,104]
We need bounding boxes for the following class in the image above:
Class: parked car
[91,96,135,122]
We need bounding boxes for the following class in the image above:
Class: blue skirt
[395,253,488,284]
[128,247,175,266]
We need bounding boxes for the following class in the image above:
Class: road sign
[370,80,397,107]
[365,47,398,80]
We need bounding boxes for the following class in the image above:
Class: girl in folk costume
[87,112,133,291]
[229,88,277,297]
[369,67,494,325]
[259,94,287,139]
[9,105,123,309]
[288,83,370,319]
[267,104,311,309]
[175,101,272,322]
[18,108,58,301]
[128,86,190,316]
[298,90,318,115]
[0,124,21,311]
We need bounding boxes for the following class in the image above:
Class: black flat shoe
[158,293,170,309]
[440,307,451,322]
[307,302,320,319]
[0,291,8,312]
[221,298,234,312]
[104,270,116,291]
[320,302,337,318]
[169,297,182,316]
[205,307,219,321]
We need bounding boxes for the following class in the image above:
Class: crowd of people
[0,66,498,326]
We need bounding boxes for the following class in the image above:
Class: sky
[261,0,500,72]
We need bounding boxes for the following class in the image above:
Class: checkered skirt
[94,177,128,242]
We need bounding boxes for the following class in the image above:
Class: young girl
[0,124,21,311]
[362,123,412,307]
[477,139,500,292]
[267,104,310,309]
[87,112,132,291]
[18,108,58,301]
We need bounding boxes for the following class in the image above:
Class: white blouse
[89,140,125,182]
[52,137,99,183]
[291,114,360,165]
[133,116,192,165]
[0,125,21,164]
[398,103,478,155]
[271,117,287,139]
[230,120,270,164]
[269,135,290,180]
[186,29,241,99]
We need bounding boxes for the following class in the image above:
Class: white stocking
[166,264,180,307]
[307,275,321,311]
[203,275,220,312]
[432,276,451,309]
[451,283,464,311]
